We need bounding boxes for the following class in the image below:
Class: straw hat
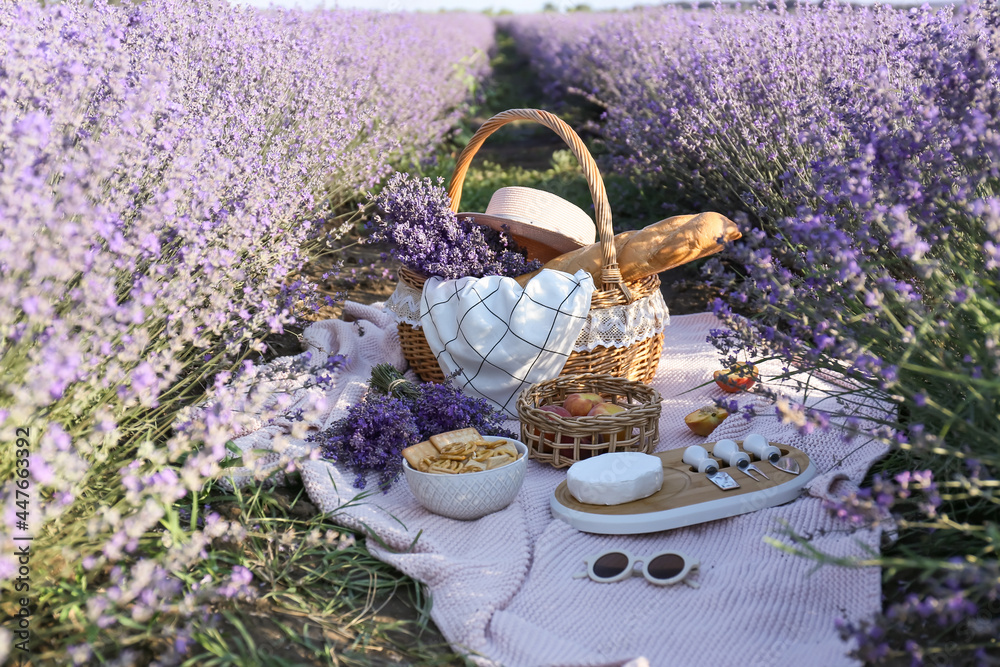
[459,186,597,263]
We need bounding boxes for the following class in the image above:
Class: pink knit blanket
[229,301,889,667]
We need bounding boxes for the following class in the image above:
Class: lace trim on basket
[385,279,423,327]
[385,277,670,348]
[572,289,670,352]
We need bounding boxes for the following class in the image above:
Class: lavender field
[2,0,999,664]
[0,0,492,662]
[507,3,1000,663]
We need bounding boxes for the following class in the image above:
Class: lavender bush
[505,3,980,218]
[508,2,1000,663]
[0,0,492,661]
[496,11,615,104]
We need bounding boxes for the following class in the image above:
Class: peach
[537,404,572,452]
[684,405,729,436]
[586,403,627,417]
[540,404,572,419]
[558,435,592,461]
[714,362,759,393]
[563,392,604,417]
[588,402,630,444]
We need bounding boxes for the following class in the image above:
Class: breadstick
[515,212,740,288]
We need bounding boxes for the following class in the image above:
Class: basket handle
[447,108,631,299]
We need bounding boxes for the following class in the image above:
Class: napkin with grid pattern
[419,269,595,417]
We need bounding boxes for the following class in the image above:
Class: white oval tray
[550,442,817,535]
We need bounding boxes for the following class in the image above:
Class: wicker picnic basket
[395,108,665,384]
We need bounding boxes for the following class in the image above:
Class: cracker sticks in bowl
[404,428,520,474]
[402,428,527,520]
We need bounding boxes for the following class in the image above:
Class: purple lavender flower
[311,366,517,491]
[407,380,517,441]
[310,392,420,491]
[366,172,542,280]
[0,0,497,659]
[505,6,1000,664]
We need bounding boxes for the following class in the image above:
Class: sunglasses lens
[592,552,629,579]
[647,553,685,581]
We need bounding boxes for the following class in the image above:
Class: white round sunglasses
[573,549,700,587]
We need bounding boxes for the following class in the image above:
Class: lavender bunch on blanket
[311,364,516,491]
[311,392,420,491]
[370,363,517,441]
[366,172,542,280]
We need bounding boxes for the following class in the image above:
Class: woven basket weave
[396,108,664,384]
[517,374,662,468]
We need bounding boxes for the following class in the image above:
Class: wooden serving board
[550,441,817,534]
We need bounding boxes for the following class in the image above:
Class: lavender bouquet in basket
[366,172,541,280]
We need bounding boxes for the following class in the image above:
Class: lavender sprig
[369,363,517,442]
[369,363,421,400]
[409,381,517,442]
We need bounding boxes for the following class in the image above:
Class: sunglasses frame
[574,549,700,587]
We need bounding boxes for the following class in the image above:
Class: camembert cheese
[566,452,664,505]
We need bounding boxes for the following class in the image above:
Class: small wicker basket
[517,374,662,468]
[394,108,665,385]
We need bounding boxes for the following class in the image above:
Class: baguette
[514,228,645,286]
[515,212,740,288]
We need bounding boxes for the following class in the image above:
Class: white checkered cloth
[420,269,595,418]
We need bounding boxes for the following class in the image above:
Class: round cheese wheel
[566,452,664,505]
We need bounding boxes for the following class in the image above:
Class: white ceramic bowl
[403,437,528,520]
